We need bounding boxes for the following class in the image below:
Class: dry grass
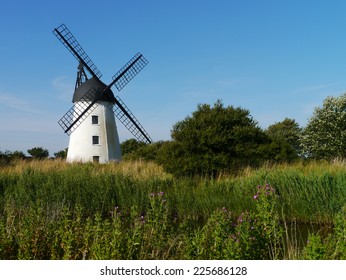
[93,159,173,180]
[0,158,172,181]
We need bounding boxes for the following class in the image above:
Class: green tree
[10,150,27,160]
[266,118,302,157]
[121,139,147,156]
[301,93,346,159]
[0,150,11,165]
[27,147,49,159]
[0,150,26,164]
[54,148,68,159]
[159,100,277,176]
[123,140,166,161]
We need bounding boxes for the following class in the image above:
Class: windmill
[53,24,152,163]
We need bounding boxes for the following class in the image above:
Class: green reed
[1,159,346,223]
[0,159,345,259]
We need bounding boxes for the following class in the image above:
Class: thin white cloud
[215,78,241,88]
[299,83,339,93]
[0,115,57,133]
[51,76,74,102]
[181,77,242,101]
[0,91,43,114]
[289,83,340,96]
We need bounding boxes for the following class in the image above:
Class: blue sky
[1,0,346,155]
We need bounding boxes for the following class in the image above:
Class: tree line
[2,93,346,176]
[122,93,346,176]
[0,147,67,164]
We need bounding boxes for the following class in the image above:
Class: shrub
[302,93,346,159]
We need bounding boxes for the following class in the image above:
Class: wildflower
[253,194,259,200]
[150,192,156,197]
[222,207,227,212]
[158,191,164,197]
[230,234,237,240]
[111,206,120,217]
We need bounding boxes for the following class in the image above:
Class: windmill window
[93,156,100,163]
[92,115,99,124]
[92,136,99,145]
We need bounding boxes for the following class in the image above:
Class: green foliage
[252,184,283,259]
[122,141,166,162]
[0,151,11,165]
[266,118,302,157]
[159,100,282,176]
[302,208,346,260]
[301,234,326,259]
[0,160,346,259]
[184,184,283,260]
[184,209,263,259]
[27,147,49,159]
[186,185,283,259]
[121,139,147,156]
[0,150,26,165]
[54,148,68,159]
[302,93,346,159]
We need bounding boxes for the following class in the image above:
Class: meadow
[0,159,345,259]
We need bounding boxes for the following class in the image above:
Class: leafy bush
[54,148,68,159]
[122,140,166,162]
[27,147,49,159]
[157,100,296,176]
[302,208,346,259]
[265,118,302,157]
[302,93,346,159]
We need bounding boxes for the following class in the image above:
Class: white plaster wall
[66,101,122,163]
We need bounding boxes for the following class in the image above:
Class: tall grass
[0,159,345,259]
[1,159,345,222]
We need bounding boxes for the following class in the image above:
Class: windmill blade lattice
[111,53,148,91]
[58,87,101,135]
[109,96,152,144]
[53,24,102,79]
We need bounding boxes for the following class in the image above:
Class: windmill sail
[53,24,102,80]
[111,53,148,91]
[110,96,152,144]
[58,87,102,135]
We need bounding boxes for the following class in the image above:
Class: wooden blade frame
[58,87,101,135]
[109,96,152,144]
[53,24,102,80]
[111,53,148,91]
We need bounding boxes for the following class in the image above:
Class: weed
[0,159,345,259]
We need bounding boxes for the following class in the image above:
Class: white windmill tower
[53,24,152,163]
